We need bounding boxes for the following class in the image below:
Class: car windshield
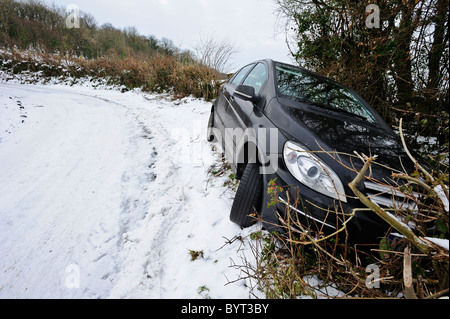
[276,64,376,123]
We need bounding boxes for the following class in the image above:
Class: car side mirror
[234,85,258,103]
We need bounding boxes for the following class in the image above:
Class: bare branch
[403,245,418,299]
[194,34,238,73]
[399,118,435,182]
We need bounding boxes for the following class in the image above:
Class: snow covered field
[0,80,262,299]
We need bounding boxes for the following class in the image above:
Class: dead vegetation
[0,49,223,100]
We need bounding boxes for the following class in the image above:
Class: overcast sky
[46,0,294,72]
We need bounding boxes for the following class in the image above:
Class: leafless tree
[194,34,238,73]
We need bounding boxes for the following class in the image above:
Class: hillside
[0,0,223,100]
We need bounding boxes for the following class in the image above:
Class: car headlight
[283,141,347,203]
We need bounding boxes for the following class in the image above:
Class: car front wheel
[230,163,263,227]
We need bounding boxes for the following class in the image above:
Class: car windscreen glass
[276,64,376,123]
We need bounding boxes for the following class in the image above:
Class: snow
[0,80,263,299]
[434,184,449,213]
[425,237,449,251]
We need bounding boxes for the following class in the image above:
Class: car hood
[268,99,416,176]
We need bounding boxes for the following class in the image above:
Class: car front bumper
[259,161,390,245]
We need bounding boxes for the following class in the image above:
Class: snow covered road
[0,82,257,299]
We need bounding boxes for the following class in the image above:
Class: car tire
[206,111,215,142]
[230,163,263,227]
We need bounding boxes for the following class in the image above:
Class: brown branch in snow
[403,245,418,299]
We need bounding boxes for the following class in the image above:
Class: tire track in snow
[71,91,201,297]
[109,98,193,297]
[108,95,243,298]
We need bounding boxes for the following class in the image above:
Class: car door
[228,63,268,153]
[232,62,268,124]
[218,63,255,129]
[216,64,255,162]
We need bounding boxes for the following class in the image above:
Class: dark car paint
[211,59,415,244]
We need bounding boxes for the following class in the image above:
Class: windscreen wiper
[322,105,367,121]
[308,100,368,121]
[289,96,368,121]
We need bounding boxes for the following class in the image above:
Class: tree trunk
[393,3,415,105]
[427,0,448,91]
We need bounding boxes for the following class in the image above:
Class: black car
[207,59,418,244]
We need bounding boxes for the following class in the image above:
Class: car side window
[242,63,267,95]
[229,64,255,87]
